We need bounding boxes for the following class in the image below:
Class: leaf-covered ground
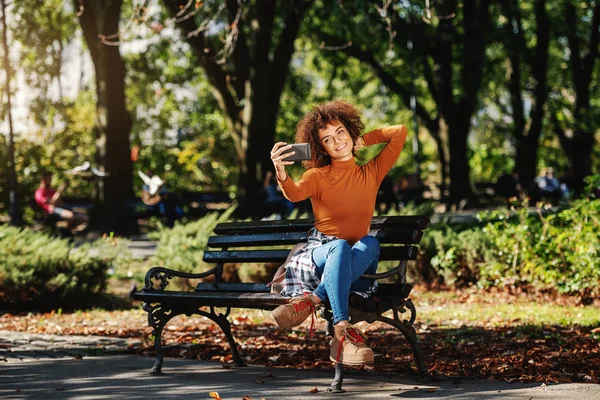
[1,286,598,385]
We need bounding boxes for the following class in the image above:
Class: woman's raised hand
[354,136,365,152]
[270,142,295,181]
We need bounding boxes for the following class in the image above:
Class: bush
[420,194,600,298]
[147,208,236,288]
[0,225,109,307]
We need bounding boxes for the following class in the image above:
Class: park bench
[132,215,430,392]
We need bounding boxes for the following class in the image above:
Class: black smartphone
[281,143,312,162]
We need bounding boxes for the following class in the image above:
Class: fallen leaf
[242,396,253,400]
[263,373,273,378]
[308,387,319,393]
[209,392,222,400]
[255,379,264,384]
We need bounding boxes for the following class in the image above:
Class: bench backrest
[203,216,430,282]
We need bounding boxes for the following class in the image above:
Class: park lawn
[1,287,598,384]
[412,286,600,328]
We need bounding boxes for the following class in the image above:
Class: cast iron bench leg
[379,315,429,376]
[197,307,246,367]
[328,363,345,393]
[324,315,346,393]
[143,302,183,374]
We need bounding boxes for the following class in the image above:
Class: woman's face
[318,121,354,162]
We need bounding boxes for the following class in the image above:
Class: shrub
[420,193,600,298]
[147,208,236,288]
[0,225,109,307]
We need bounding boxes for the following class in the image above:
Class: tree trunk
[164,0,310,214]
[433,0,490,206]
[556,1,599,194]
[515,137,538,195]
[1,0,22,226]
[447,120,473,205]
[502,0,549,194]
[77,0,133,233]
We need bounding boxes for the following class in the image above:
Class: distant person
[34,172,88,230]
[534,167,562,202]
[558,168,575,200]
[495,168,521,201]
[138,170,182,227]
[263,170,294,218]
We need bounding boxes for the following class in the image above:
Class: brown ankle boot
[271,295,316,330]
[330,324,374,365]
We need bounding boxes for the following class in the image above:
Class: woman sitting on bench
[269,100,407,366]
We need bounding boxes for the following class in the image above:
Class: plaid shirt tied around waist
[280,227,378,298]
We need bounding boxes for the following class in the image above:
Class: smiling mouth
[336,143,347,151]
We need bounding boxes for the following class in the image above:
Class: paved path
[2,330,599,399]
[0,330,142,361]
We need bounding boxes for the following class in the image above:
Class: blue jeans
[311,236,380,324]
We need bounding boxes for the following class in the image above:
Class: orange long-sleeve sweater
[278,125,407,244]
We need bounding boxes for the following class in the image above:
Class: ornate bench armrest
[360,260,407,284]
[143,266,221,291]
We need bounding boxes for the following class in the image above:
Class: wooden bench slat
[133,283,413,310]
[208,232,309,247]
[213,216,430,234]
[132,290,288,309]
[194,283,270,293]
[207,229,423,248]
[202,246,418,263]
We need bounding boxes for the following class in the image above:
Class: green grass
[417,301,600,328]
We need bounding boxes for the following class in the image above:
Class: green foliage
[0,225,108,306]
[3,91,97,220]
[124,18,237,194]
[421,192,600,297]
[146,208,236,288]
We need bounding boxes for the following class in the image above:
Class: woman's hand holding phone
[270,142,295,181]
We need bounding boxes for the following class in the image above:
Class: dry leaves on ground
[1,289,598,385]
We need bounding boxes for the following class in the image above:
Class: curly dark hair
[295,100,365,169]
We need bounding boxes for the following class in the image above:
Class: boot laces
[335,325,368,363]
[289,294,317,337]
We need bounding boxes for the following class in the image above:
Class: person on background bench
[263,170,295,218]
[534,167,562,203]
[138,170,183,228]
[34,171,88,230]
[269,100,407,366]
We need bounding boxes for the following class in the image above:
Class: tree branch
[548,107,571,156]
[163,0,240,132]
[565,1,583,95]
[75,0,99,62]
[226,0,250,98]
[528,0,549,128]
[251,0,275,86]
[582,2,600,89]
[270,0,310,109]
[458,0,490,120]
[319,32,435,128]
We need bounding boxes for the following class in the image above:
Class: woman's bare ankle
[309,294,322,305]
